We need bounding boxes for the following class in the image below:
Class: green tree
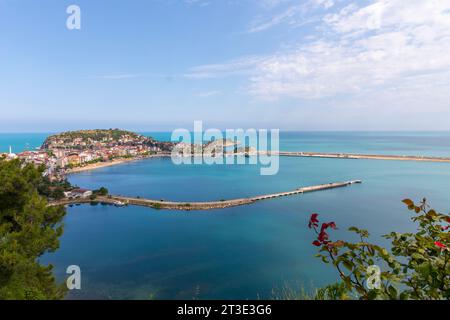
[309,198,450,300]
[37,175,71,200]
[0,158,66,299]
[93,187,108,196]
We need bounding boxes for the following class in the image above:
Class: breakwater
[274,151,450,163]
[50,180,362,211]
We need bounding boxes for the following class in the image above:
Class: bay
[1,132,449,299]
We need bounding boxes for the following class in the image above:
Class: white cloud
[247,5,304,33]
[325,0,450,34]
[193,90,222,97]
[316,0,335,10]
[247,0,336,33]
[186,56,266,79]
[189,0,450,106]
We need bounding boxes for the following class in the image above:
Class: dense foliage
[37,176,72,200]
[309,199,450,300]
[0,158,66,299]
[93,187,109,196]
[41,128,173,152]
[42,129,153,150]
[47,128,143,143]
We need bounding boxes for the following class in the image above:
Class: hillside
[42,129,155,150]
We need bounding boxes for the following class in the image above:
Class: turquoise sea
[1,132,450,299]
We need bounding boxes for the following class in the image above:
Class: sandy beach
[65,154,171,174]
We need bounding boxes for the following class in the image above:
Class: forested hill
[41,129,154,150]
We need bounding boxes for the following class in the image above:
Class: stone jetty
[50,180,362,211]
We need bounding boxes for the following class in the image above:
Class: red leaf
[328,222,337,230]
[318,230,329,243]
[308,213,320,229]
[435,241,447,249]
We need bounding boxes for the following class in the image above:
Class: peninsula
[2,129,450,182]
[3,128,449,212]
[0,129,174,180]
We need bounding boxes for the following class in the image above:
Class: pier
[50,180,362,211]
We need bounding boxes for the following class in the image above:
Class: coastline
[65,153,171,174]
[65,150,450,175]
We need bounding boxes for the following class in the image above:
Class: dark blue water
[51,159,450,299]
[2,132,450,299]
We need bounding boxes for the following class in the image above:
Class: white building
[7,146,18,159]
[64,189,93,199]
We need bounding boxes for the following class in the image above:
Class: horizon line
[1,130,450,134]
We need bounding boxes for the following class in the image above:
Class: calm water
[1,132,450,299]
[3,131,450,157]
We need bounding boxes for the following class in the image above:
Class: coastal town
[0,129,260,182]
[3,129,450,183]
[0,129,174,181]
[3,128,450,205]
[0,129,261,203]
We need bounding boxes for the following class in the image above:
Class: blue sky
[1,0,450,132]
